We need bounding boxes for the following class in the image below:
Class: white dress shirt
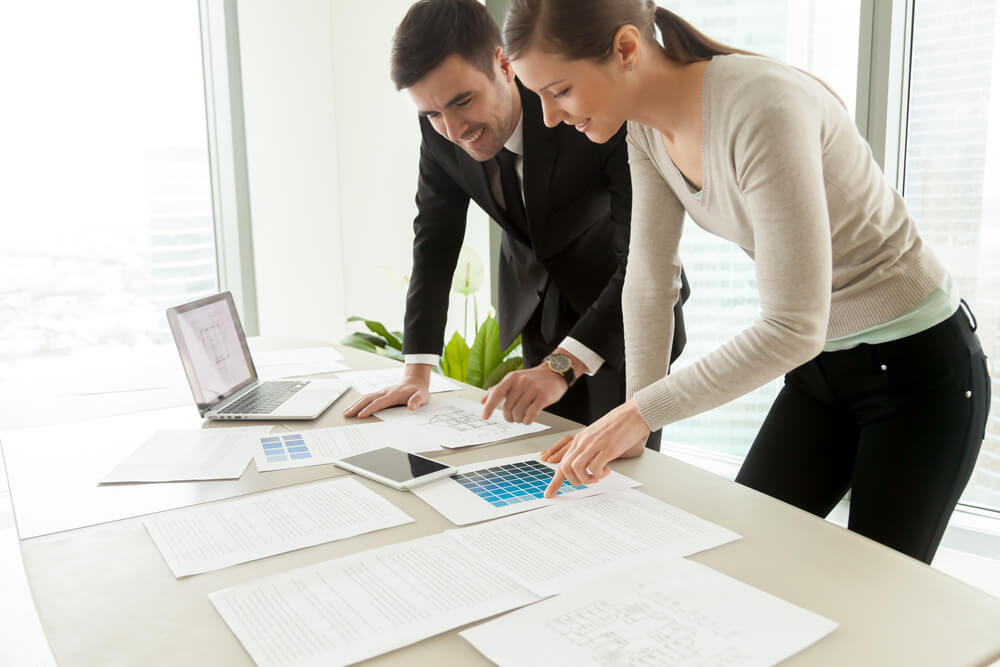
[406,112,605,376]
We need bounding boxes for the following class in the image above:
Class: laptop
[166,291,349,420]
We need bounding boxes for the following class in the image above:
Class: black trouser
[735,306,990,563]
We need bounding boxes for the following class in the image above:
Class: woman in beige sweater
[503,0,990,562]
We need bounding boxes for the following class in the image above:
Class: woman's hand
[541,400,651,498]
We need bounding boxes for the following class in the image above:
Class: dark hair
[391,0,502,90]
[504,0,748,64]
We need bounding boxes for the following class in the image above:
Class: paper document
[210,534,538,667]
[449,490,741,595]
[253,422,453,472]
[377,396,549,448]
[412,451,640,525]
[461,555,837,667]
[252,346,348,379]
[145,477,413,577]
[100,427,271,483]
[337,367,462,395]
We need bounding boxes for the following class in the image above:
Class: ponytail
[652,6,751,63]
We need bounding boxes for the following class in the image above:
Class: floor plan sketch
[375,397,549,448]
[545,586,748,667]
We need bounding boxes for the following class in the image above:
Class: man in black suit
[345,0,687,447]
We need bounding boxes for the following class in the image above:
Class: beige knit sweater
[625,54,947,431]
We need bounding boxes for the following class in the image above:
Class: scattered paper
[145,477,413,577]
[449,490,741,595]
[100,427,272,484]
[336,367,462,395]
[253,347,349,379]
[377,396,548,448]
[461,555,837,667]
[253,422,455,472]
[210,534,538,667]
[411,451,640,525]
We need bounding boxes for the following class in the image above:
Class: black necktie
[496,148,528,233]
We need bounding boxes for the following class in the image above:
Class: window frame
[199,0,259,334]
[864,0,1000,547]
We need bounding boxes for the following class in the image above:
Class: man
[344,0,688,447]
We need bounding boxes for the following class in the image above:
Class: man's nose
[443,113,467,142]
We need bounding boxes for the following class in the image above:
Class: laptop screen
[166,292,257,413]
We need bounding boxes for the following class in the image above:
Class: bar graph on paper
[259,434,312,464]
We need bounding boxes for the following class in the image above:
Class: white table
[5,344,1000,666]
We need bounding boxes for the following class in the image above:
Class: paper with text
[376,396,549,448]
[449,489,741,596]
[145,477,413,576]
[461,555,837,667]
[210,533,539,667]
[101,427,271,483]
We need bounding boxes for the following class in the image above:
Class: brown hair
[503,0,750,64]
[391,0,502,90]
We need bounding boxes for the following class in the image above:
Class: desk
[6,345,1000,666]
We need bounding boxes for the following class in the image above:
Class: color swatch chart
[259,434,312,464]
[452,459,587,507]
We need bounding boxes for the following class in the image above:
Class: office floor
[1,456,998,667]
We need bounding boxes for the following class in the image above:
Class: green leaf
[341,332,383,354]
[484,356,523,388]
[501,334,521,360]
[346,316,402,350]
[466,315,502,388]
[441,332,469,382]
[378,346,405,362]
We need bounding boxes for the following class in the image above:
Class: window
[902,0,1000,511]
[0,2,218,411]
[658,1,862,457]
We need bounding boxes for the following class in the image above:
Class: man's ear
[496,46,516,83]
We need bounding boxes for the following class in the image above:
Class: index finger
[481,378,511,419]
[544,467,566,499]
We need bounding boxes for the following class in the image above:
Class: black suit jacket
[403,81,687,372]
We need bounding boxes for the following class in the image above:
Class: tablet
[334,447,456,490]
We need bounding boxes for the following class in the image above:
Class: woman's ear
[614,24,641,71]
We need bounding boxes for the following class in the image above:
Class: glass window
[658,1,862,457]
[0,2,217,413]
[903,0,1000,511]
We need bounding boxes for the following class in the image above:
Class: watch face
[547,354,571,372]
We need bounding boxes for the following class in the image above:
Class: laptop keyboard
[218,381,308,414]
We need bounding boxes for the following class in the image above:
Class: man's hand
[343,364,432,419]
[480,349,587,424]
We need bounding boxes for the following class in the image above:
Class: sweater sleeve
[622,126,686,401]
[632,102,832,431]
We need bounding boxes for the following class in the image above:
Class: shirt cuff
[558,337,605,376]
[404,354,440,366]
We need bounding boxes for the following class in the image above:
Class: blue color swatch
[259,434,312,463]
[451,459,587,508]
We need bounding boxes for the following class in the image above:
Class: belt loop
[959,298,978,331]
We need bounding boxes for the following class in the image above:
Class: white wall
[237,0,491,344]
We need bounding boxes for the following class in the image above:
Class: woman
[504,0,990,563]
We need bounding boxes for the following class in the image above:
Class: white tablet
[333,447,457,490]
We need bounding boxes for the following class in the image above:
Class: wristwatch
[542,353,577,387]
